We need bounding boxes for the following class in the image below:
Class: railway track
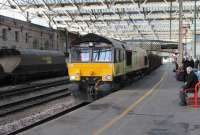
[0,77,90,135]
[6,101,89,135]
[0,77,69,97]
[0,78,71,116]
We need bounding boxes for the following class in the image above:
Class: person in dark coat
[173,61,178,72]
[195,63,200,81]
[189,57,194,68]
[194,58,200,69]
[175,61,178,70]
[182,58,190,82]
[183,58,190,70]
[179,66,199,106]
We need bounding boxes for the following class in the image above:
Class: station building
[0,15,78,52]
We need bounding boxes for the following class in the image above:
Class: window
[50,43,54,50]
[33,39,38,49]
[49,34,53,39]
[25,33,29,43]
[126,51,132,66]
[15,31,19,42]
[71,48,90,62]
[92,48,112,62]
[2,28,7,41]
[44,40,49,50]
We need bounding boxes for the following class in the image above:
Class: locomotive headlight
[70,75,76,80]
[102,75,112,81]
[70,73,80,80]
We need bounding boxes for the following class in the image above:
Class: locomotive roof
[71,33,124,49]
[123,44,146,51]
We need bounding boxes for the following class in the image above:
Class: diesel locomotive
[67,33,161,100]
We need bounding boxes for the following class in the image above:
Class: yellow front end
[67,63,114,81]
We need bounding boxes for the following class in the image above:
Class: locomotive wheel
[87,86,96,101]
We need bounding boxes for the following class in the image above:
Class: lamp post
[178,0,183,66]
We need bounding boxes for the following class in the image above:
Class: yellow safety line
[93,71,167,135]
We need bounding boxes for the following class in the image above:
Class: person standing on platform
[195,64,200,81]
[179,66,198,106]
[194,58,200,69]
[189,57,194,68]
[182,58,190,82]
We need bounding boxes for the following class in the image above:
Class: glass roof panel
[0,0,199,42]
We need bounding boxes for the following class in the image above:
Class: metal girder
[0,0,11,9]
[1,0,200,42]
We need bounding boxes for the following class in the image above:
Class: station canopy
[0,0,198,42]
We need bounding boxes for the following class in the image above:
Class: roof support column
[194,0,197,59]
[178,0,183,66]
[170,0,172,40]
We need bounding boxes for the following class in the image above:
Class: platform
[20,64,200,135]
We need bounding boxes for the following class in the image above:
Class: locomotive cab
[68,43,114,81]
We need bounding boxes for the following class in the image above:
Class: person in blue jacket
[195,64,200,81]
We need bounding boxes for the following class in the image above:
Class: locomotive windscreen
[71,47,90,62]
[70,47,112,62]
[92,48,112,62]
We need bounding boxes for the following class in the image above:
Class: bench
[186,81,200,107]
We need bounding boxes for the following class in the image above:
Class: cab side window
[2,28,7,41]
[122,51,124,61]
[118,50,121,62]
[126,51,132,66]
[115,49,124,63]
[114,49,117,62]
[119,50,124,62]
